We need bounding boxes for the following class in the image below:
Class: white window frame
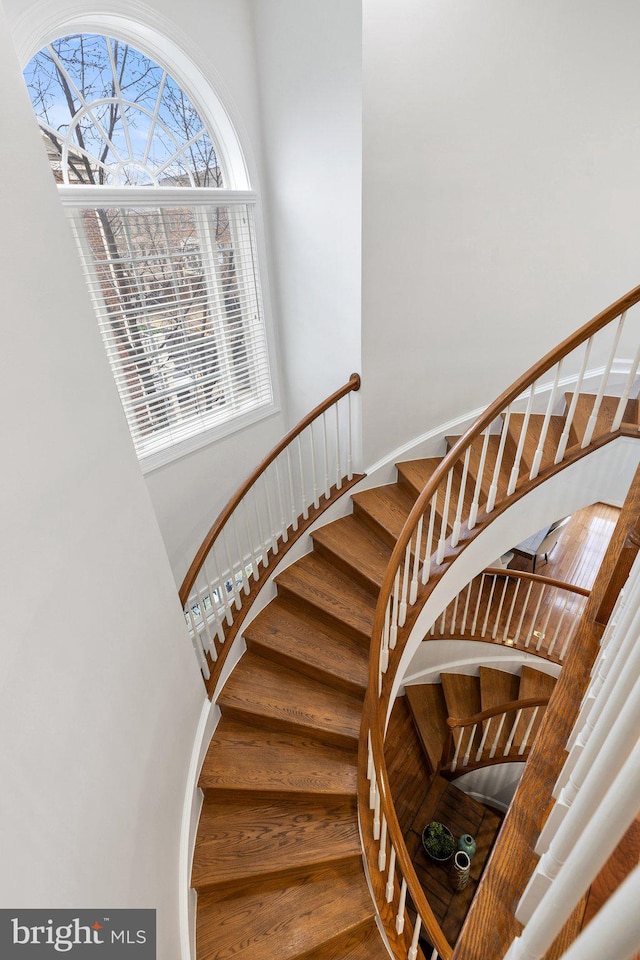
[19,15,280,473]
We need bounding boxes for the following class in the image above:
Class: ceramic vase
[450,850,471,891]
[458,833,476,861]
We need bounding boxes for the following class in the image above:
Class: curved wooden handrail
[482,568,590,597]
[179,373,361,606]
[446,696,551,729]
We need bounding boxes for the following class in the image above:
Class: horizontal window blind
[66,201,272,460]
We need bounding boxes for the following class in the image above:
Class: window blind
[66,201,272,460]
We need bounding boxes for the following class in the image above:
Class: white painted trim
[460,790,512,814]
[179,693,209,960]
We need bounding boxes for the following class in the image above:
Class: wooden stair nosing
[243,596,368,697]
[274,552,375,645]
[195,859,375,960]
[191,795,360,892]
[199,718,357,799]
[218,651,362,750]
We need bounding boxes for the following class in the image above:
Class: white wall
[251,0,362,424]
[0,6,204,954]
[362,0,640,466]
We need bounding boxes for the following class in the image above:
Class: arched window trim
[18,13,281,473]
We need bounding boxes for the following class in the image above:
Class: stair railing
[361,284,640,960]
[439,696,551,776]
[180,373,361,686]
[430,569,589,662]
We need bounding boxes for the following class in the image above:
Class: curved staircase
[192,430,578,958]
[184,284,640,960]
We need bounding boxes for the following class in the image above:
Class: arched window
[24,33,274,466]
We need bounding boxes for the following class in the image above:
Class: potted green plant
[421,821,455,862]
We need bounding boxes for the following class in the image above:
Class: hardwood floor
[508,501,619,589]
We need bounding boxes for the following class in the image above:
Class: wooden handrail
[179,373,361,606]
[482,568,590,597]
[446,696,551,729]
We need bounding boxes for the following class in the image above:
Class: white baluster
[460,580,473,634]
[518,706,540,755]
[503,577,521,642]
[378,814,387,870]
[421,493,438,585]
[540,669,640,853]
[487,405,511,512]
[514,580,534,647]
[524,583,546,648]
[408,915,422,960]
[347,391,354,481]
[369,774,377,811]
[335,401,342,490]
[492,576,510,639]
[390,569,401,649]
[273,457,288,544]
[386,845,396,902]
[612,339,640,430]
[223,529,242,611]
[470,573,486,635]
[436,469,454,564]
[243,500,260,582]
[557,607,580,661]
[367,731,374,782]
[546,590,571,655]
[203,558,225,643]
[321,411,331,500]
[450,590,460,634]
[194,584,216,657]
[469,428,491,529]
[409,515,424,604]
[286,447,298,533]
[187,606,211,679]
[310,421,320,509]
[373,786,381,840]
[399,541,412,626]
[296,434,309,520]
[213,550,233,626]
[463,723,477,767]
[451,728,463,772]
[555,337,593,462]
[535,586,558,652]
[476,716,492,761]
[253,487,268,568]
[396,879,407,935]
[504,709,523,756]
[508,385,536,494]
[232,514,250,596]
[549,865,640,960]
[530,362,563,480]
[263,471,279,556]
[581,312,626,447]
[513,738,640,943]
[451,446,471,546]
[380,601,390,674]
[481,575,497,637]
[489,713,507,758]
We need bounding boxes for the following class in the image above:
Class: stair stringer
[386,436,640,718]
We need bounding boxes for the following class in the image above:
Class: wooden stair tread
[479,666,520,712]
[506,413,566,476]
[351,482,416,546]
[518,665,557,700]
[199,718,357,798]
[396,457,442,499]
[275,552,376,642]
[218,652,362,748]
[310,513,392,594]
[192,795,359,891]
[405,683,449,774]
[196,860,374,960]
[566,392,636,449]
[441,673,482,721]
[296,919,388,960]
[244,597,368,696]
